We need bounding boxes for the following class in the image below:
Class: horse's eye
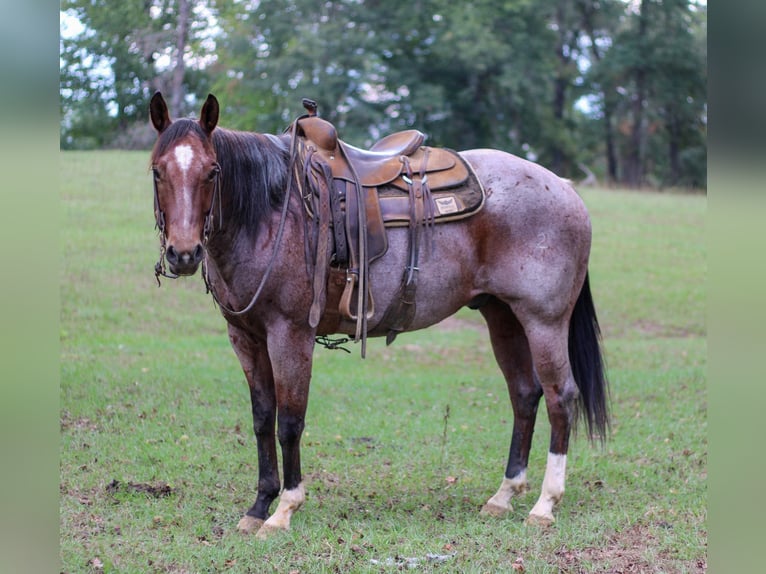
[151,167,161,181]
[207,165,220,182]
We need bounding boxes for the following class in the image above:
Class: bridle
[151,124,301,318]
[152,160,222,285]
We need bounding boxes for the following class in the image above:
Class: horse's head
[149,92,221,277]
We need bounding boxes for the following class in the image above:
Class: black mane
[212,127,289,235]
[151,119,290,236]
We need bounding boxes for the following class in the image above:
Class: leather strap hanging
[377,150,432,344]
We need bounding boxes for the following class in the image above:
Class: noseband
[152,161,222,285]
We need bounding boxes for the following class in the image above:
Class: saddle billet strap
[419,148,436,253]
[300,147,318,277]
[378,152,431,345]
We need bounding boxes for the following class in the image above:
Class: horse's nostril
[165,244,202,272]
[193,244,204,262]
[166,245,179,265]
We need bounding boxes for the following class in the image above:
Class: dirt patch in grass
[106,479,175,498]
[60,410,100,432]
[553,522,706,573]
[634,320,705,339]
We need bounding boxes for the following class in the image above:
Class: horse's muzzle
[166,243,204,276]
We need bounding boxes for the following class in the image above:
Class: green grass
[61,151,706,573]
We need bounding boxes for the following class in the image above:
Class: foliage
[587,0,707,187]
[210,0,387,138]
[59,0,707,189]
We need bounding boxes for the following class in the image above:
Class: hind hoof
[255,522,288,540]
[525,512,555,528]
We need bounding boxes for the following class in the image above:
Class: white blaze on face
[174,144,194,173]
[173,144,195,227]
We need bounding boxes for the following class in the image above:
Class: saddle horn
[302,98,318,117]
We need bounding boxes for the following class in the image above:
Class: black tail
[568,272,610,441]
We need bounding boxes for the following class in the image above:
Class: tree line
[60,0,707,189]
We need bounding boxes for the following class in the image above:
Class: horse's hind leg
[478,298,543,517]
[523,318,580,526]
[227,325,280,535]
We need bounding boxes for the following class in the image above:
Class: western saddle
[290,99,485,355]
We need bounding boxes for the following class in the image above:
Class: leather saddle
[291,99,485,354]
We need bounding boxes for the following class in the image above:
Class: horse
[148,91,608,538]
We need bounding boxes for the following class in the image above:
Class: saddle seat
[340,131,425,184]
[297,114,427,186]
[296,114,471,194]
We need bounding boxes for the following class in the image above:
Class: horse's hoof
[525,513,555,528]
[480,502,511,517]
[255,522,287,540]
[237,515,264,534]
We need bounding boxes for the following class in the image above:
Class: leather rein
[152,122,301,318]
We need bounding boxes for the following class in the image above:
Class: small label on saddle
[434,196,459,215]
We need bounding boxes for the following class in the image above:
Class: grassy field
[60,151,706,573]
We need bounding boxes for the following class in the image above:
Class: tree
[650,0,706,187]
[210,0,388,141]
[170,0,191,118]
[60,0,213,149]
[577,0,625,183]
[60,0,707,190]
[590,0,706,188]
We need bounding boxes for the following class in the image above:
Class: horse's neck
[204,129,301,294]
[207,197,304,283]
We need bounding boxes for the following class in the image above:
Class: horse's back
[460,148,590,240]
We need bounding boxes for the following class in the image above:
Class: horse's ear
[150,91,172,133]
[199,94,219,135]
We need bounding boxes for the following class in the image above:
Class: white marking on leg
[257,482,305,537]
[528,452,566,525]
[481,470,528,516]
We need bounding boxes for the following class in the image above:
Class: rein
[152,121,303,317]
[202,150,294,317]
[203,123,301,317]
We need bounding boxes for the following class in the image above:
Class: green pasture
[60,151,706,573]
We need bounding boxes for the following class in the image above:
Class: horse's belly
[362,226,481,334]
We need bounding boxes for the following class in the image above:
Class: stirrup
[338,270,375,322]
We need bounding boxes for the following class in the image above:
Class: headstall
[152,161,221,286]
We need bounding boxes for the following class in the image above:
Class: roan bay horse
[148,92,608,538]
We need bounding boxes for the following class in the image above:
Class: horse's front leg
[256,321,315,538]
[227,325,280,535]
